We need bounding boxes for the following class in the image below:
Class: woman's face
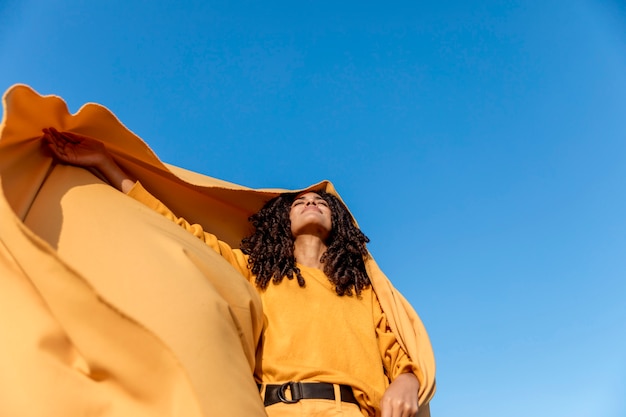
[289,192,332,240]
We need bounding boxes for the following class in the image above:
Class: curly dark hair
[240,190,371,296]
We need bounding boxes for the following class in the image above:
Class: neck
[293,235,327,269]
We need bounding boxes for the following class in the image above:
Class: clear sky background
[1,1,625,416]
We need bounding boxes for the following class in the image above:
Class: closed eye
[291,195,328,208]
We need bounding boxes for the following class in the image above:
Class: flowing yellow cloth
[0,84,435,416]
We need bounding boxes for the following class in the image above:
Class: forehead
[294,192,323,200]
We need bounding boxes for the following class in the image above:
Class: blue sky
[2,1,625,416]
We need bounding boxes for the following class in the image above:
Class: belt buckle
[277,381,302,404]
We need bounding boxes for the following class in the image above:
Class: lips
[302,206,322,214]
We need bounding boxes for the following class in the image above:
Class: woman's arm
[42,127,135,193]
[376,297,421,417]
[42,128,251,279]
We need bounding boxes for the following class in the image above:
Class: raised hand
[42,127,111,169]
[42,127,135,192]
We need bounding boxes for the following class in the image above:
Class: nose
[305,199,317,206]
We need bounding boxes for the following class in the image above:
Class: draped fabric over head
[0,84,435,417]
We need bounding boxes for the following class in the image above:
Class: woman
[43,127,431,417]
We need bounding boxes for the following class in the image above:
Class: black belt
[260,382,358,407]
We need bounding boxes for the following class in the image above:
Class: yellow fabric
[127,180,430,417]
[0,84,435,417]
[0,85,265,417]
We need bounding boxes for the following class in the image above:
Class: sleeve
[126,181,252,279]
[374,293,422,385]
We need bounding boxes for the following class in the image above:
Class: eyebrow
[294,195,324,201]
[292,195,326,204]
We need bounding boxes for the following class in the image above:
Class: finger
[402,402,419,417]
[54,129,77,145]
[41,131,57,148]
[47,141,67,157]
[46,127,60,140]
[46,127,62,140]
[62,130,88,144]
[40,132,55,156]
[44,130,63,149]
[43,131,67,157]
[384,399,417,417]
[380,401,391,417]
[50,129,71,148]
[61,132,82,144]
[41,129,67,158]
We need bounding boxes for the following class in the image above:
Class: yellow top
[128,181,418,416]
